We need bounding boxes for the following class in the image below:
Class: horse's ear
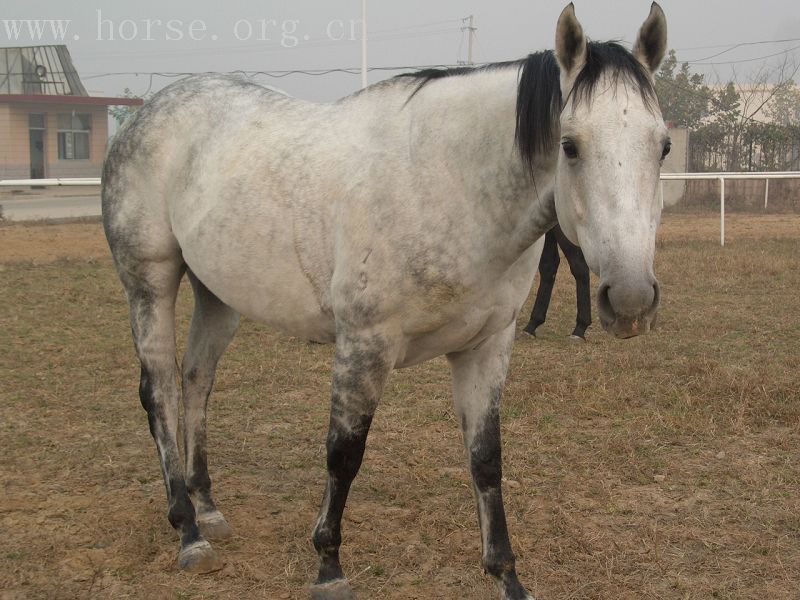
[554,3,587,77]
[633,2,667,74]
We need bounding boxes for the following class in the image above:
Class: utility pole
[465,15,476,65]
[361,0,368,88]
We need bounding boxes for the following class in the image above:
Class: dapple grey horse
[102,4,668,598]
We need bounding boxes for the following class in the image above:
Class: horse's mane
[395,41,658,172]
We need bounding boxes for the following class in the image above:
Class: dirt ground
[1,214,799,599]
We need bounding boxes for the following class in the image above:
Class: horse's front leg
[311,330,396,600]
[448,324,534,600]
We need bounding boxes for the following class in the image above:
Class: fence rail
[0,178,101,187]
[660,171,800,245]
[3,172,800,246]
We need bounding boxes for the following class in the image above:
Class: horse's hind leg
[119,260,222,574]
[182,271,240,541]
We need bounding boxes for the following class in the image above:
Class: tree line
[655,50,800,172]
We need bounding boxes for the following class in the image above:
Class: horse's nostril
[597,283,614,324]
[650,281,661,312]
[599,279,659,322]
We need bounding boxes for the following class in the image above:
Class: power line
[675,37,800,53]
[76,27,462,61]
[687,43,800,66]
[74,19,462,61]
[370,18,462,33]
[81,63,471,80]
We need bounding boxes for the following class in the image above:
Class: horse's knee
[468,419,502,490]
[325,414,372,481]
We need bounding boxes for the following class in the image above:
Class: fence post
[719,176,725,247]
[764,178,769,209]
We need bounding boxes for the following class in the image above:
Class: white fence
[660,172,800,246]
[3,172,800,246]
[0,178,101,187]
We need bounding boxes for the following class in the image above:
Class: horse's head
[553,2,667,339]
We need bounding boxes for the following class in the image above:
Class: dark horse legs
[523,228,559,336]
[523,224,592,339]
[557,227,592,339]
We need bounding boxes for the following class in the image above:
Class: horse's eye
[562,140,578,159]
[661,140,672,160]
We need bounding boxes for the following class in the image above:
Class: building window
[57,113,91,159]
[29,113,46,129]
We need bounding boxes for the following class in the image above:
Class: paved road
[0,193,101,221]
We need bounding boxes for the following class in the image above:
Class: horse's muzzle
[597,278,660,339]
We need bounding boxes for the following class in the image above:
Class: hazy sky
[6,1,800,102]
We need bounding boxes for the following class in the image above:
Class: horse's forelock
[569,41,658,111]
[516,42,658,172]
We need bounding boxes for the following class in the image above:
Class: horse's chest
[395,241,543,367]
[397,303,518,368]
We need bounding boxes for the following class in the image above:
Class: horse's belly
[177,218,335,342]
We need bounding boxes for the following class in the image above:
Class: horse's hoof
[568,334,586,343]
[498,583,536,600]
[197,511,233,541]
[517,329,535,340]
[310,578,356,600]
[177,540,224,574]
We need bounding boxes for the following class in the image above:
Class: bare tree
[690,54,800,171]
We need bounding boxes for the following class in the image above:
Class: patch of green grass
[371,564,386,577]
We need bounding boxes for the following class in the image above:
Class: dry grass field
[1,214,798,599]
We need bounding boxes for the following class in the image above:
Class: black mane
[396,41,658,172]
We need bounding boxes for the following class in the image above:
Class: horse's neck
[399,68,559,259]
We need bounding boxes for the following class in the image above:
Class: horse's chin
[601,314,655,339]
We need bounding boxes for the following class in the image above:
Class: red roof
[0,94,143,106]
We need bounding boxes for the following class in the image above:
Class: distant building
[707,83,800,126]
[0,45,142,180]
